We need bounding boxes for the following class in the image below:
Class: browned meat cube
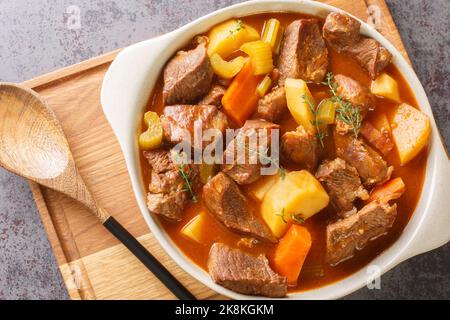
[163,42,214,104]
[322,12,361,48]
[198,84,226,107]
[326,200,397,265]
[221,120,279,185]
[254,86,287,123]
[347,38,392,80]
[359,121,394,156]
[323,12,392,79]
[334,74,376,119]
[203,173,277,243]
[316,158,369,212]
[278,19,328,85]
[208,243,287,297]
[160,104,228,148]
[334,129,393,187]
[281,125,320,171]
[144,149,198,221]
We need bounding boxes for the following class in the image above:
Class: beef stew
[139,12,429,297]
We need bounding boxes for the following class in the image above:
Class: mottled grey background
[0,0,448,300]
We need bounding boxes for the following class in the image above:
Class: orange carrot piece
[221,61,264,126]
[368,177,406,203]
[272,224,312,286]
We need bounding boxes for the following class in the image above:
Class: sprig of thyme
[173,152,197,203]
[322,72,362,138]
[276,208,306,225]
[177,162,198,203]
[291,213,305,224]
[301,94,326,147]
[276,208,288,223]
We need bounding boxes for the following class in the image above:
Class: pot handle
[100,33,175,145]
[400,142,450,262]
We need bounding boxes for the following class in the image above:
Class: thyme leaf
[275,208,287,223]
[301,94,326,147]
[291,213,305,224]
[173,153,197,203]
[322,72,362,138]
[275,208,306,225]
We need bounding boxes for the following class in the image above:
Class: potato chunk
[248,173,282,201]
[207,19,260,58]
[392,103,431,165]
[285,79,316,133]
[371,73,400,102]
[181,213,206,243]
[262,171,329,238]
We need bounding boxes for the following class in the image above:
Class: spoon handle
[103,216,196,300]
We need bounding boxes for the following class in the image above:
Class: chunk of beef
[160,104,228,147]
[316,158,369,212]
[163,42,214,104]
[323,12,392,79]
[348,38,392,79]
[143,148,174,174]
[208,243,287,297]
[360,121,394,156]
[203,173,277,243]
[322,12,361,48]
[334,129,393,187]
[143,149,198,221]
[221,120,279,185]
[326,200,397,265]
[278,19,328,85]
[254,86,287,123]
[281,125,320,171]
[334,74,376,118]
[198,84,226,107]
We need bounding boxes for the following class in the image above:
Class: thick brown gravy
[140,12,427,292]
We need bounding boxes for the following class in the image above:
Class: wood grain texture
[364,0,411,64]
[24,0,411,300]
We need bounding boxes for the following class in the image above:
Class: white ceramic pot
[100,0,450,299]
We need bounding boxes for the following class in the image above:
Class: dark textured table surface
[0,0,448,300]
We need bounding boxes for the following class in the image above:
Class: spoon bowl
[0,84,70,180]
[0,83,101,216]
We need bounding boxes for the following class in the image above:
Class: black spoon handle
[103,216,196,300]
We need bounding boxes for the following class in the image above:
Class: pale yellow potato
[261,171,329,238]
[285,78,316,134]
[248,173,282,201]
[207,19,260,58]
[371,73,401,102]
[392,103,431,165]
[181,214,206,243]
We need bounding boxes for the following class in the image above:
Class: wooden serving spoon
[0,83,196,300]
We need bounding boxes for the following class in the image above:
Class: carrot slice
[367,177,406,203]
[272,224,312,286]
[221,60,264,126]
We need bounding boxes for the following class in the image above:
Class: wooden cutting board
[23,0,410,300]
